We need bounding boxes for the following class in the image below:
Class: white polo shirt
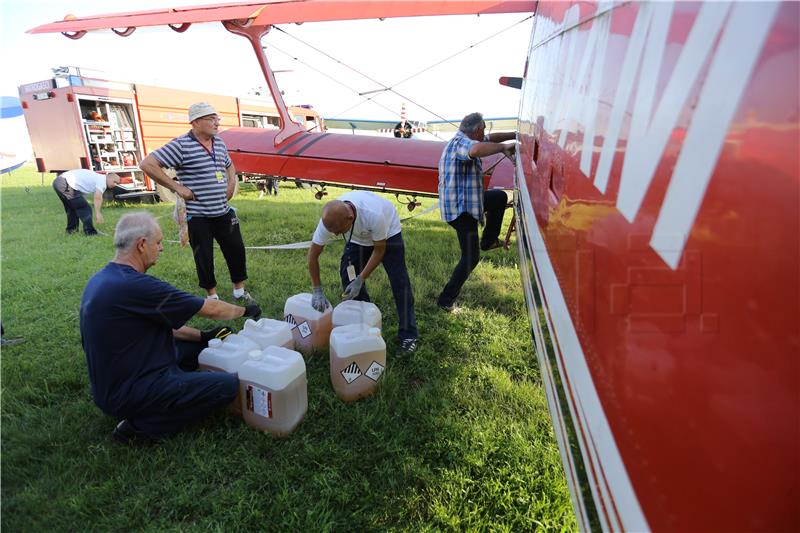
[63,169,108,194]
[312,191,402,247]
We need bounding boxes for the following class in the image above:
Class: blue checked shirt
[438,130,484,223]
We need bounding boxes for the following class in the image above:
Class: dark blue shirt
[80,262,204,414]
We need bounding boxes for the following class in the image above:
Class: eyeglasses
[201,116,221,123]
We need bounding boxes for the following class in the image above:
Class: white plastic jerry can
[198,337,251,373]
[239,318,295,350]
[212,333,260,366]
[238,346,308,436]
[329,324,386,402]
[198,333,259,416]
[332,300,382,330]
[283,293,332,355]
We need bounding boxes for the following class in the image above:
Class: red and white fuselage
[514,2,799,531]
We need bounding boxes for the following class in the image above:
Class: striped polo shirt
[151,131,232,217]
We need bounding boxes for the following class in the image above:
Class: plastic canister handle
[209,338,224,348]
[262,355,284,367]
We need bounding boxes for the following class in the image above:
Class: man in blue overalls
[80,212,261,444]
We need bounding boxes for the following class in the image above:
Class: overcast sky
[1,0,533,122]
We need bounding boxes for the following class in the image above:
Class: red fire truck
[18,67,323,200]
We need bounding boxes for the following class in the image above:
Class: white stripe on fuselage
[649,2,780,267]
[547,2,779,270]
[517,162,648,532]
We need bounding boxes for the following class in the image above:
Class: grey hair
[114,212,160,251]
[459,112,484,134]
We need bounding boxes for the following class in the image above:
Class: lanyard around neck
[191,131,216,163]
[345,201,358,248]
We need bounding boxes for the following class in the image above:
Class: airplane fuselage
[514,2,799,531]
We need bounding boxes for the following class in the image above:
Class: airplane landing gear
[396,194,421,212]
[504,208,516,250]
[313,185,328,200]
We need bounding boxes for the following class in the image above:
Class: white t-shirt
[63,169,107,194]
[312,191,402,247]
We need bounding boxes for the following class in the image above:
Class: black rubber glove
[200,326,233,345]
[243,304,262,320]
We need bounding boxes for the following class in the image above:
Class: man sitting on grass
[80,212,262,445]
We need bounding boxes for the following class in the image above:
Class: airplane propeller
[313,185,328,200]
[393,121,413,138]
[396,193,421,211]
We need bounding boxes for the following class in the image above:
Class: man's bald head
[321,200,355,235]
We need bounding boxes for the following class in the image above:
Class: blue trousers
[339,232,418,341]
[52,175,97,235]
[438,189,508,307]
[122,340,238,438]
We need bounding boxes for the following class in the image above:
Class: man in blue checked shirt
[437,112,516,312]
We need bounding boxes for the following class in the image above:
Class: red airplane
[29,2,799,531]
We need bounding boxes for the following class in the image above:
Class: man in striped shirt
[140,102,255,304]
[437,112,515,312]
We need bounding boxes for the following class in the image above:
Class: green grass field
[1,164,576,531]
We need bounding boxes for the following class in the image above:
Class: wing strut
[222,20,304,145]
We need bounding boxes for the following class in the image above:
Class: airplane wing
[28,1,534,34]
[221,127,515,195]
[322,118,400,132]
[323,117,519,135]
[427,117,518,135]
[27,0,527,198]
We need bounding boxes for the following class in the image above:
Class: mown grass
[1,164,576,531]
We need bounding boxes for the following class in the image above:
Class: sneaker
[480,239,503,251]
[111,419,156,446]
[234,291,257,305]
[397,338,418,356]
[437,301,461,314]
[0,336,25,347]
